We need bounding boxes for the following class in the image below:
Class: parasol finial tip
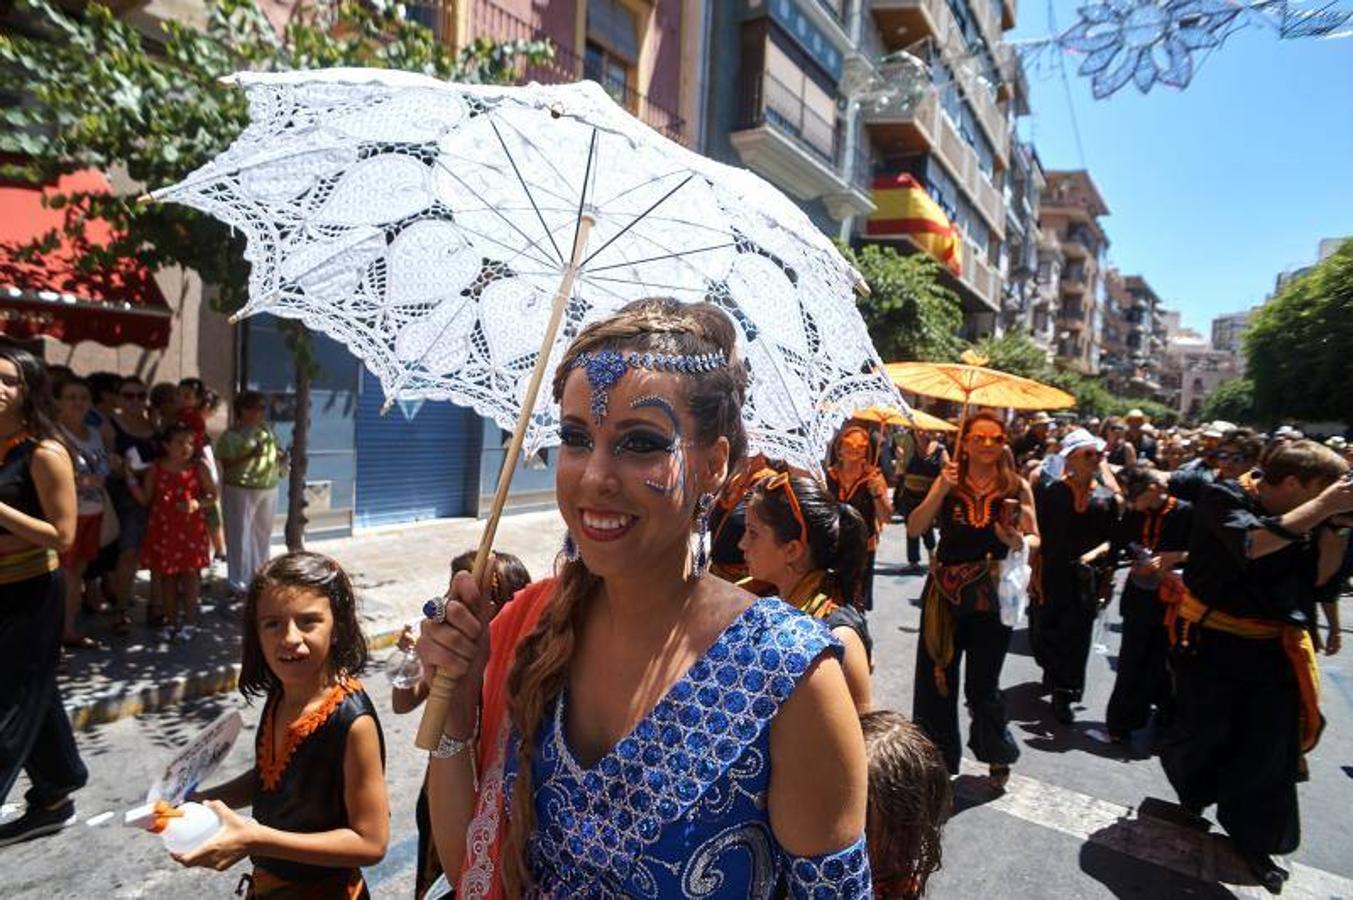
[853,279,872,298]
[380,398,395,416]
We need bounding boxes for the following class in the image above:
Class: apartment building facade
[850,0,1020,336]
[1101,270,1166,398]
[1040,169,1109,374]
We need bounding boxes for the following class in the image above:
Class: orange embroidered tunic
[251,677,384,885]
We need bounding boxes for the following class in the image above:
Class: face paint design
[631,394,686,499]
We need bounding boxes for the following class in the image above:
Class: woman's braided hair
[500,297,748,894]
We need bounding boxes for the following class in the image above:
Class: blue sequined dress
[504,598,872,898]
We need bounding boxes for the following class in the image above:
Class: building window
[586,0,641,107]
[761,38,838,163]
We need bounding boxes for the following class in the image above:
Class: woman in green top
[216,390,284,595]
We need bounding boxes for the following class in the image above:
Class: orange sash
[457,578,556,899]
[1159,573,1324,752]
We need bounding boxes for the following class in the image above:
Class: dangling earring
[562,530,579,563]
[692,492,714,578]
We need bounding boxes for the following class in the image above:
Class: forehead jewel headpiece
[570,348,728,424]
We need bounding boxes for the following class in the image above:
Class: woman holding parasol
[416,299,871,897]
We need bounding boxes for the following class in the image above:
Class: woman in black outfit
[908,412,1038,787]
[0,346,88,847]
[897,430,949,574]
[1031,428,1120,725]
[827,424,892,610]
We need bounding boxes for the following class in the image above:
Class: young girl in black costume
[181,553,388,898]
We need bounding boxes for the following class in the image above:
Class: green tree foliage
[0,0,550,546]
[835,241,966,363]
[970,328,1050,380]
[1245,239,1353,425]
[1199,377,1256,425]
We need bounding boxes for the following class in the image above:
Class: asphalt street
[4,522,1352,898]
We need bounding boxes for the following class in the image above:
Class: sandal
[989,764,1011,792]
[62,635,104,651]
[110,612,132,635]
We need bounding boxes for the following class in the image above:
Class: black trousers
[861,550,877,611]
[1,570,89,809]
[1028,580,1096,701]
[1160,634,1301,856]
[912,608,1020,774]
[1105,588,1172,735]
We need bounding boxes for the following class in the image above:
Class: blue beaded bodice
[505,598,872,898]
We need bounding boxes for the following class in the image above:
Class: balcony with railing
[730,71,860,205]
[462,0,685,144]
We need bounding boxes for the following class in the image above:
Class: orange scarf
[1159,573,1324,752]
[458,578,556,899]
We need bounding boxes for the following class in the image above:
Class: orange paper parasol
[885,354,1075,412]
[905,408,958,432]
[851,404,912,426]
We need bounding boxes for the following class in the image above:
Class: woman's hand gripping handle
[414,568,491,750]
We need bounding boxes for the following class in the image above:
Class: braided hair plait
[502,559,599,895]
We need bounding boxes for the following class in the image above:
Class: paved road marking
[958,759,1353,899]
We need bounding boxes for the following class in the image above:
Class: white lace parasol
[155,69,902,472]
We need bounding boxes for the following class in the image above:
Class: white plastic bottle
[159,802,223,854]
[124,800,222,854]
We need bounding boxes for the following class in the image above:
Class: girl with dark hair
[906,411,1037,786]
[0,344,88,848]
[741,470,874,711]
[108,374,160,625]
[416,298,871,897]
[136,422,216,643]
[860,710,952,900]
[179,552,388,895]
[828,424,894,611]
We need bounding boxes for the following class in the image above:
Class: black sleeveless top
[0,438,43,536]
[252,683,385,883]
[827,467,881,542]
[935,491,1014,564]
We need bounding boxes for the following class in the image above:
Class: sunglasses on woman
[967,433,1007,447]
[120,390,148,400]
[759,471,808,545]
[1212,450,1252,463]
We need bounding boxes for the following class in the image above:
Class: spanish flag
[865,174,963,276]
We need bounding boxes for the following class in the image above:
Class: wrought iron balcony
[463,0,686,144]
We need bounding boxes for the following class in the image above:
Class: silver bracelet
[429,731,475,760]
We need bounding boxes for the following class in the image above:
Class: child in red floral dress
[137,423,216,643]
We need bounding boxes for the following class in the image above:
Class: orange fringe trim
[258,676,362,792]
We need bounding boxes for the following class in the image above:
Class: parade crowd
[2,303,1352,897]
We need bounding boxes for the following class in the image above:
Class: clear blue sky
[1010,3,1353,333]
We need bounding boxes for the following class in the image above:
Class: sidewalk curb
[64,623,407,732]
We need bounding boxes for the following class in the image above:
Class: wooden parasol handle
[415,215,595,751]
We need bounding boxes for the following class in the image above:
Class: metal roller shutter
[354,368,481,527]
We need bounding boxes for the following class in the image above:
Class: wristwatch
[430,730,475,760]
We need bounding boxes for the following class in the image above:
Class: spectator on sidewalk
[0,344,89,849]
[217,390,283,596]
[149,381,179,430]
[107,376,160,626]
[178,379,228,570]
[136,422,216,643]
[54,376,111,649]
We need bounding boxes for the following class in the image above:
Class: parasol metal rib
[579,174,694,270]
[415,212,597,752]
[491,119,565,266]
